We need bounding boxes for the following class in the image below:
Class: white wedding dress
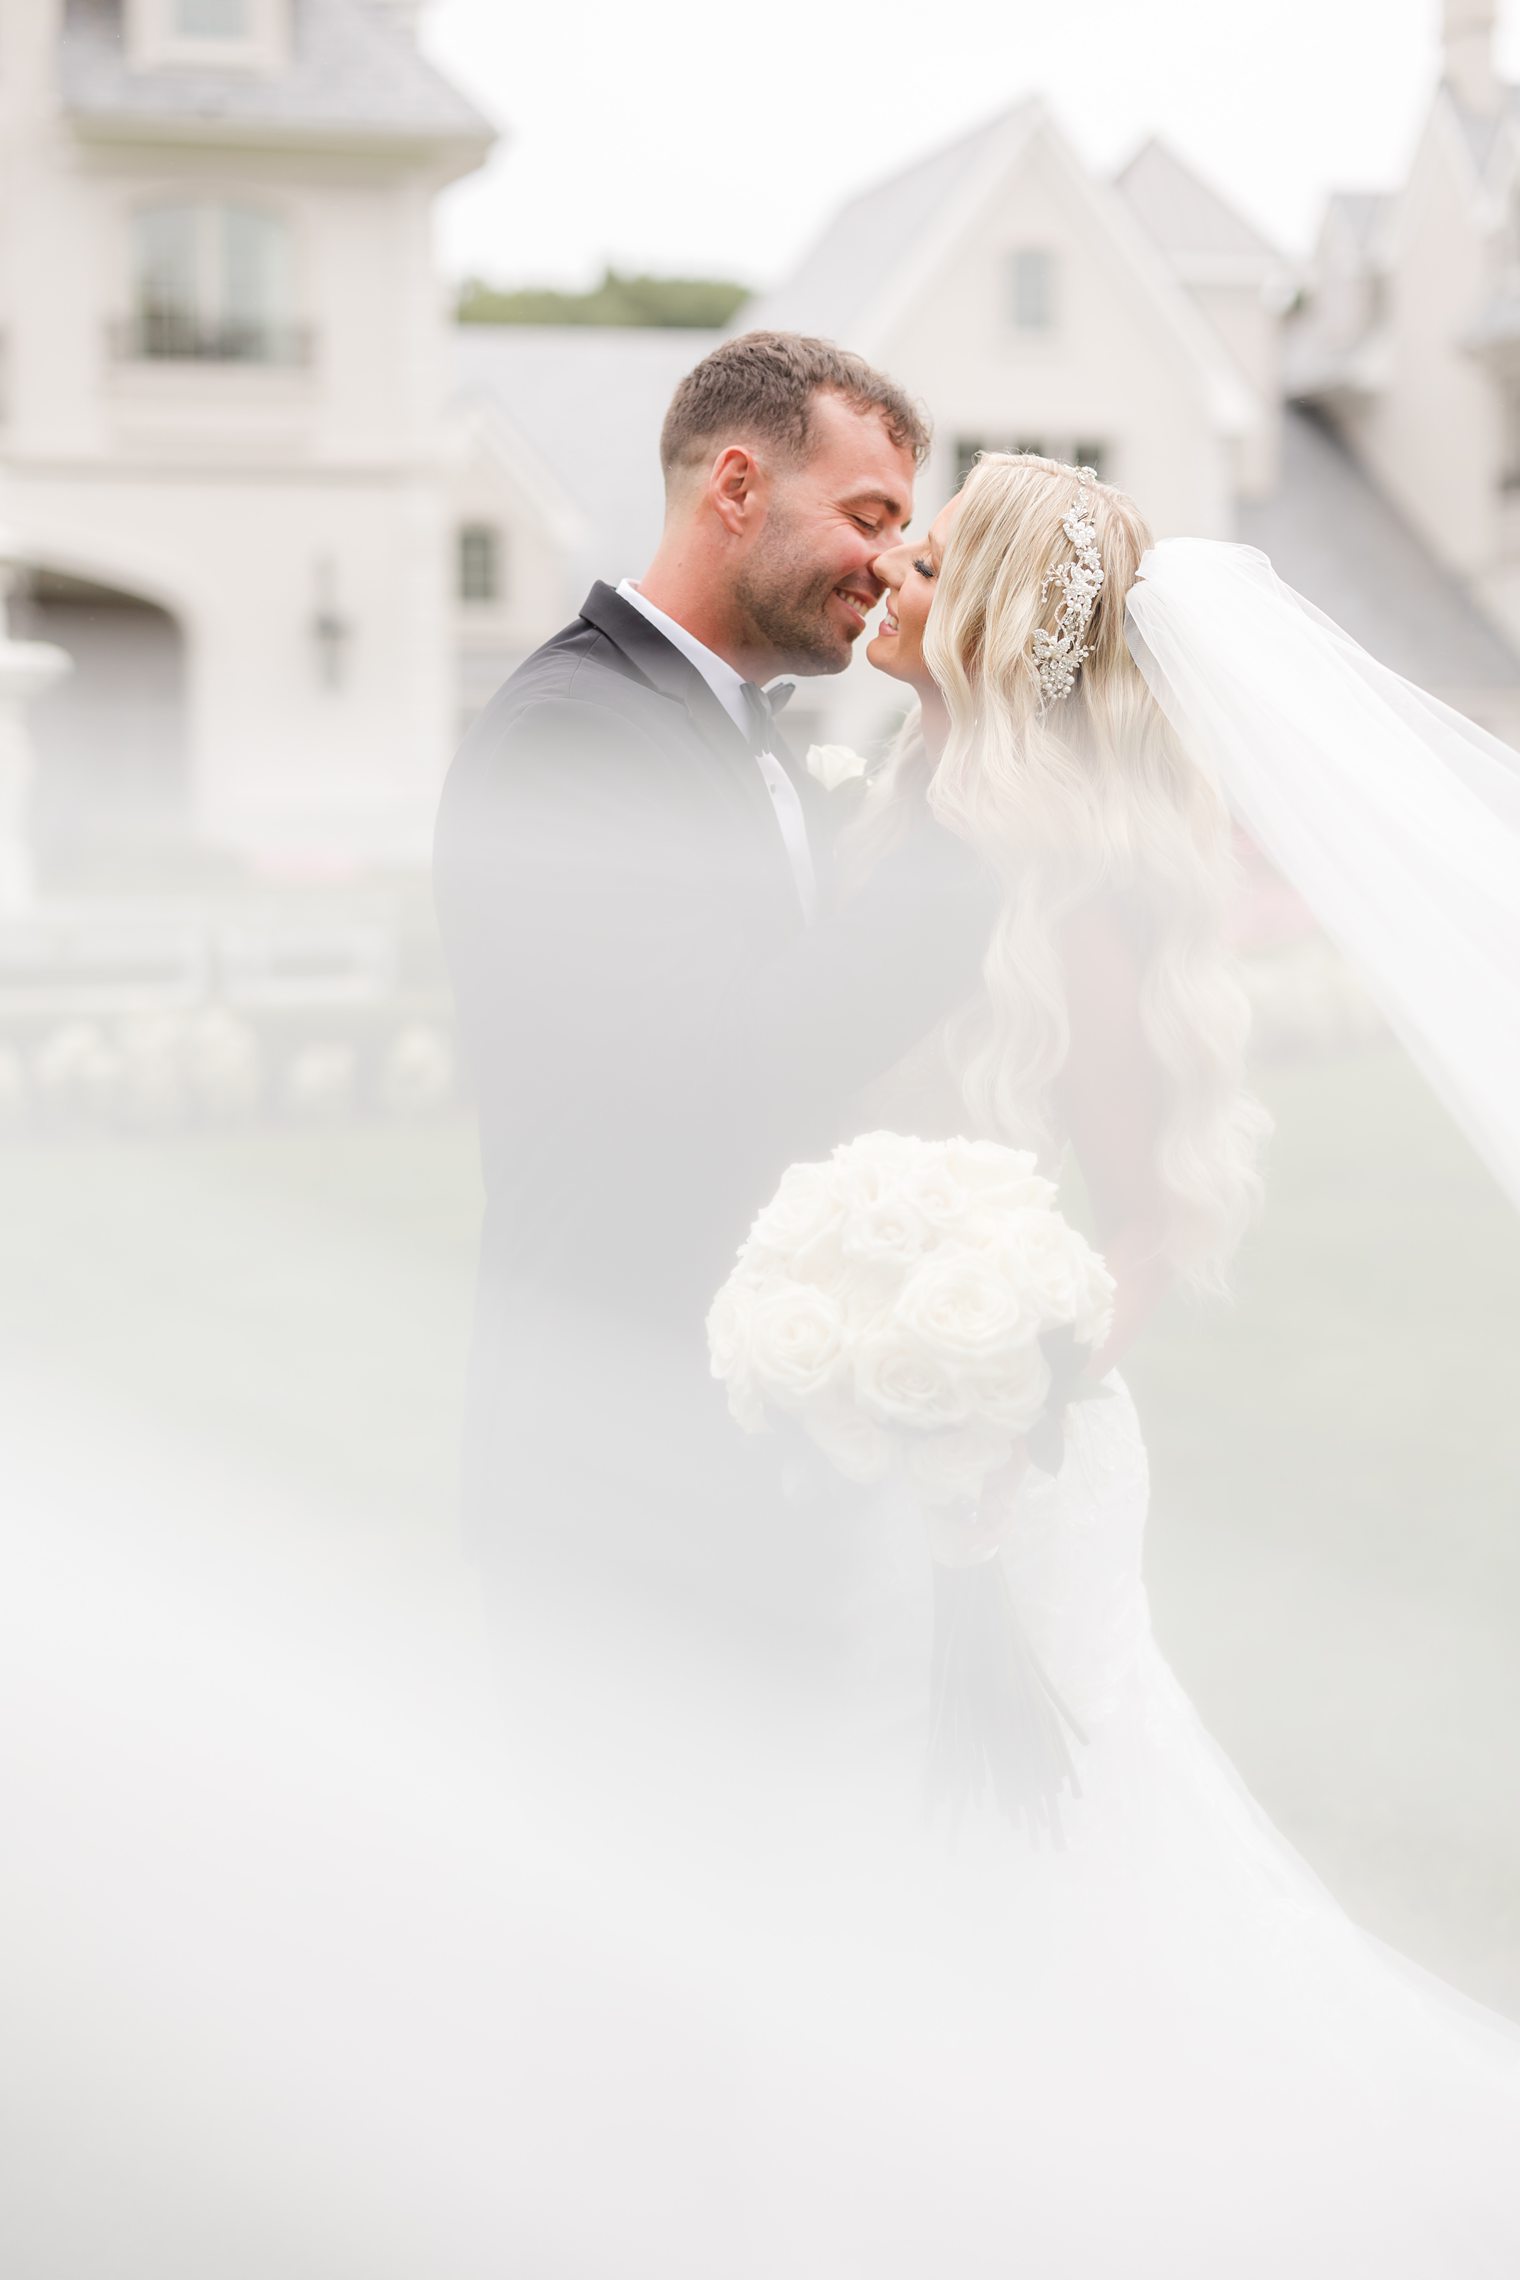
[626,530,1520,2274]
[601,1363,1515,2280]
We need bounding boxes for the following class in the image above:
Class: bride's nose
[872,544,905,590]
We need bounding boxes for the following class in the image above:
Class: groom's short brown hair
[660,331,931,482]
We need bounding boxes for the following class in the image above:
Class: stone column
[0,559,72,913]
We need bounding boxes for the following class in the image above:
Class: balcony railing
[109,313,315,367]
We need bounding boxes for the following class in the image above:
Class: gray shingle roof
[453,326,721,594]
[1239,406,1520,692]
[1115,137,1282,272]
[739,103,1037,344]
[60,0,494,147]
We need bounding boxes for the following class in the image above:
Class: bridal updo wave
[869,452,1267,1293]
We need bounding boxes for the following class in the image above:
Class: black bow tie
[739,679,796,752]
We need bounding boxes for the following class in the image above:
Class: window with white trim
[1498,385,1520,493]
[128,0,289,71]
[173,0,252,32]
[1008,248,1057,332]
[954,436,1107,487]
[129,202,302,363]
[459,524,504,605]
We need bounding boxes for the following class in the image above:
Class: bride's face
[867,495,962,689]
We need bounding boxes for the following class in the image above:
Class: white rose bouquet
[706,1131,1114,1509]
[706,1131,1117,1840]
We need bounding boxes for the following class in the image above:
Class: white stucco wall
[7,462,453,860]
[1185,280,1282,498]
[1356,108,1498,587]
[0,0,473,867]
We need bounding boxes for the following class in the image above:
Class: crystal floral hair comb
[1031,467,1104,715]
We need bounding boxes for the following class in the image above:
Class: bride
[690,450,1520,2275]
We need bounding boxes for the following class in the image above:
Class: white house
[7,0,1520,893]
[1288,0,1520,671]
[446,324,717,736]
[442,104,1291,754]
[752,105,1287,744]
[0,0,492,879]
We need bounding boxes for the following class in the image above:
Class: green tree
[457,267,751,329]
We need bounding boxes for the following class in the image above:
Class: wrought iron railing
[109,313,315,366]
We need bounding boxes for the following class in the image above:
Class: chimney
[1446,0,1501,113]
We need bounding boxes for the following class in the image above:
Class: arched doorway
[10,568,189,887]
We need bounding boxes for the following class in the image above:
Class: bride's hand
[927,1443,1031,1567]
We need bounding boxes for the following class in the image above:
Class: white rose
[832,1129,923,1196]
[853,1326,971,1430]
[903,1422,1014,1507]
[705,1280,752,1381]
[747,1284,848,1407]
[835,1129,923,1171]
[747,1161,841,1270]
[968,1341,1052,1436]
[895,1251,1032,1365]
[706,1282,767,1431]
[993,1207,1100,1331]
[804,1400,899,1486]
[894,1158,971,1230]
[943,1136,1056,1208]
[840,1193,930,1271]
[806,743,870,791]
[829,1259,906,1337]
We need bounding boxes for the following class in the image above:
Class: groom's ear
[707,444,768,541]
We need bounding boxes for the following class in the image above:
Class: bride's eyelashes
[913,555,936,580]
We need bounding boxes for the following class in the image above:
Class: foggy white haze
[3,0,1520,2269]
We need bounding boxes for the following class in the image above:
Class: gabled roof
[452,326,720,592]
[740,99,1257,436]
[1115,138,1283,277]
[1239,407,1520,692]
[740,103,1037,343]
[1442,82,1512,176]
[1324,189,1393,254]
[59,0,494,150]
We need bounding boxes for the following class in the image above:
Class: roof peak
[1115,136,1283,270]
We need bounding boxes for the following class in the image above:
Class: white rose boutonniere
[805,743,870,791]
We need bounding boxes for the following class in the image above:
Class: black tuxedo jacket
[434,582,994,1671]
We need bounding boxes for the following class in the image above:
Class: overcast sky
[422,0,1520,289]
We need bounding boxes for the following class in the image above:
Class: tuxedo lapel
[578,583,787,850]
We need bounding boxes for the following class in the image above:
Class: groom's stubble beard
[733,502,862,677]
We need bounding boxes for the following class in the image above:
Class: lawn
[3,1036,1517,2011]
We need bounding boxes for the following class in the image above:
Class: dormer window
[124,202,304,364]
[128,0,289,71]
[1008,248,1057,333]
[173,0,253,31]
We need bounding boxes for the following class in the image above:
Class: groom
[435,333,990,1777]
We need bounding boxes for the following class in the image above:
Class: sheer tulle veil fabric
[1127,539,1520,1212]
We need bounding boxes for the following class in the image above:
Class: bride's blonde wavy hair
[862,452,1267,1293]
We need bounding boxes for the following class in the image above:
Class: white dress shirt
[617,578,817,923]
